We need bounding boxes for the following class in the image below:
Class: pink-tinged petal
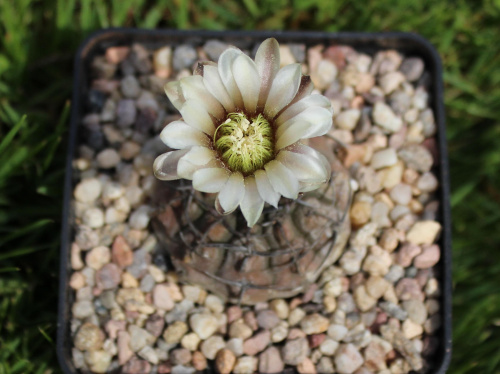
[164,81,185,111]
[275,94,332,126]
[288,76,313,106]
[177,146,218,179]
[233,54,260,114]
[254,169,281,208]
[203,65,236,112]
[160,120,209,149]
[264,160,299,199]
[180,99,216,136]
[263,63,302,118]
[240,176,265,227]
[276,150,329,183]
[276,107,333,149]
[153,149,189,181]
[286,143,331,175]
[216,172,245,214]
[180,75,225,121]
[218,48,244,109]
[192,167,230,193]
[193,61,218,76]
[255,38,280,111]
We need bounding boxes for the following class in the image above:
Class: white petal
[264,160,299,199]
[164,81,185,111]
[180,75,226,121]
[218,48,244,109]
[178,146,217,179]
[254,169,281,208]
[180,99,216,136]
[276,107,333,149]
[255,38,280,110]
[160,120,209,149]
[233,54,260,114]
[153,149,189,181]
[203,65,236,112]
[263,63,302,118]
[192,167,230,193]
[275,94,332,126]
[216,172,245,214]
[277,150,329,183]
[287,143,331,175]
[240,176,265,227]
[299,180,326,193]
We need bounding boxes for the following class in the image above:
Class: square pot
[58,29,452,373]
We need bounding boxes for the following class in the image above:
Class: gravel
[69,40,443,374]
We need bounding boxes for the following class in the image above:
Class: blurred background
[0,0,499,373]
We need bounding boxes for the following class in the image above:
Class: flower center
[214,112,274,174]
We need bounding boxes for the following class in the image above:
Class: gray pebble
[173,45,198,71]
[379,301,408,321]
[121,75,141,98]
[400,57,424,82]
[116,99,137,128]
[203,40,230,61]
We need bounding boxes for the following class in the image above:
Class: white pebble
[371,148,398,170]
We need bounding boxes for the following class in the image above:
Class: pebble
[84,350,112,373]
[288,307,306,326]
[365,276,390,299]
[350,201,372,227]
[362,246,392,276]
[371,148,398,170]
[171,365,196,374]
[85,246,110,270]
[170,348,192,365]
[282,337,309,365]
[406,221,441,245]
[372,102,402,133]
[190,313,219,340]
[233,356,258,374]
[297,357,317,374]
[226,337,244,357]
[72,300,94,319]
[163,321,188,344]
[153,46,172,78]
[379,301,408,321]
[75,323,105,351]
[400,57,424,82]
[153,284,175,311]
[397,243,422,267]
[96,263,122,290]
[191,352,208,372]
[379,71,405,94]
[364,341,387,371]
[398,144,433,172]
[179,332,200,352]
[259,346,284,374]
[205,294,225,314]
[121,75,141,98]
[203,40,229,61]
[335,109,361,130]
[312,59,338,90]
[138,345,159,364]
[74,178,102,203]
[145,314,164,337]
[395,278,424,301]
[201,335,226,360]
[402,299,428,325]
[256,309,281,329]
[390,183,412,205]
[269,299,289,319]
[111,235,134,268]
[116,99,137,128]
[319,338,339,355]
[334,344,364,374]
[96,148,120,169]
[413,244,440,268]
[173,45,198,71]
[69,272,86,290]
[129,205,151,229]
[128,325,155,352]
[317,356,335,373]
[354,286,377,312]
[215,349,236,374]
[402,319,424,339]
[271,321,289,342]
[327,324,348,341]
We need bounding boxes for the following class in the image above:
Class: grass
[0,0,499,372]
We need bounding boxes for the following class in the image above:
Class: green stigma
[214,112,274,174]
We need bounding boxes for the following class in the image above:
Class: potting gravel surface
[69,40,443,373]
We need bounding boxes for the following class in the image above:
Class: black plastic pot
[57,28,452,373]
